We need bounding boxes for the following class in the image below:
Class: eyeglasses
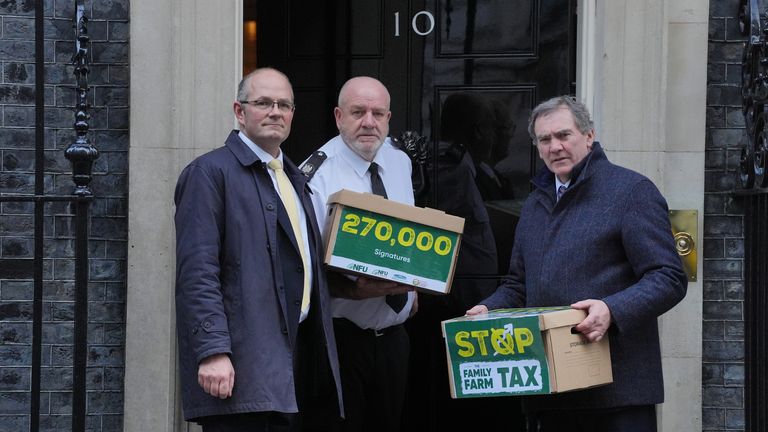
[239,98,296,113]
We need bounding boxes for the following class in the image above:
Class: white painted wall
[124,1,242,431]
[585,1,708,430]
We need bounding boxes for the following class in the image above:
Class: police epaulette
[299,150,327,180]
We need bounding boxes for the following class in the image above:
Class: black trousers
[402,312,525,432]
[200,412,300,432]
[532,405,657,432]
[332,318,409,432]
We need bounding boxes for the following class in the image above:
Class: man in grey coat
[174,68,343,431]
[467,96,687,432]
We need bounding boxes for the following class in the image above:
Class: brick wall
[0,1,128,431]
[704,0,747,431]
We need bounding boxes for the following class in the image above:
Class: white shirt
[555,177,571,195]
[239,131,313,322]
[306,135,416,330]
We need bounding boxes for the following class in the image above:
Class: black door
[254,0,575,272]
[251,1,575,429]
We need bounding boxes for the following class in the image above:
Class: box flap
[327,189,465,233]
[546,328,613,393]
[538,309,586,330]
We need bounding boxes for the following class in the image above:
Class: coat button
[281,327,288,334]
[203,321,211,329]
[294,300,300,306]
[192,327,198,334]
[266,203,275,211]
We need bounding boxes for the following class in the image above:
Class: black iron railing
[0,1,98,430]
[739,0,768,189]
[739,1,768,431]
[744,193,768,432]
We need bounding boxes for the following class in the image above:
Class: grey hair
[527,95,594,141]
[236,67,293,101]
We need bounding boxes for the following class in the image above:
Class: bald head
[338,76,390,109]
[237,67,294,102]
[233,67,295,157]
[334,76,392,161]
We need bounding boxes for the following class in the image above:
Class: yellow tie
[267,159,311,317]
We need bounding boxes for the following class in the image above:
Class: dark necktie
[369,162,388,199]
[368,163,407,313]
[556,184,567,202]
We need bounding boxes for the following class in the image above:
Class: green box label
[443,314,551,397]
[330,207,459,289]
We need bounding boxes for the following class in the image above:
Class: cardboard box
[441,307,613,398]
[324,189,464,294]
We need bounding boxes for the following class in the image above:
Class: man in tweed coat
[467,96,687,432]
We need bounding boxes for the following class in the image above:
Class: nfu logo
[371,269,389,277]
[347,263,369,273]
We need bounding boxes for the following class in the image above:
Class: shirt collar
[337,137,390,179]
[238,131,283,165]
[555,176,570,193]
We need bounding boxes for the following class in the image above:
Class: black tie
[369,162,388,199]
[369,163,407,313]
